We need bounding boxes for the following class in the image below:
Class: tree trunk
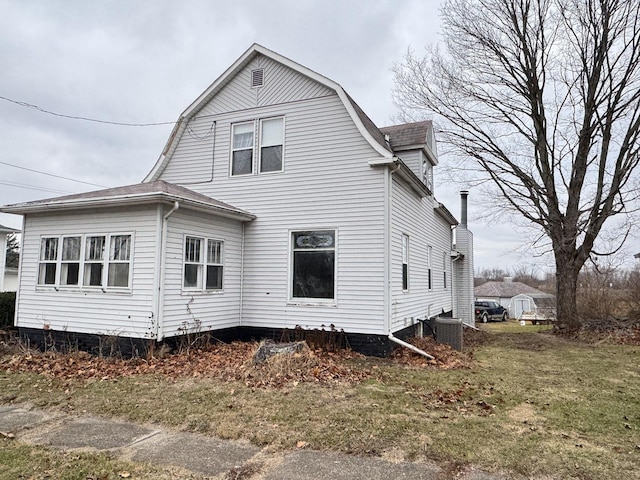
[554,255,581,331]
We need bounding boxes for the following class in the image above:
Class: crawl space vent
[251,68,264,87]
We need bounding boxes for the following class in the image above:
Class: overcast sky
[0,0,595,273]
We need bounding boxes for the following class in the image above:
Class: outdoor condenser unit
[434,318,464,351]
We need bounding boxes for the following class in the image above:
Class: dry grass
[1,330,639,479]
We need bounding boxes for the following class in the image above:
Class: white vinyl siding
[16,208,156,339]
[159,90,387,334]
[161,208,243,338]
[390,176,453,331]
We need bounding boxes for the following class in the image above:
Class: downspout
[388,333,435,360]
[156,201,180,340]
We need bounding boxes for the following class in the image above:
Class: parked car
[474,300,509,323]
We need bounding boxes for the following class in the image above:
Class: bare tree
[393,0,640,329]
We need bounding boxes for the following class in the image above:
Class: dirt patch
[507,403,539,423]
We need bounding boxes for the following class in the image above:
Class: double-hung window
[402,234,409,291]
[292,230,335,300]
[61,236,81,285]
[231,122,254,175]
[231,117,284,176]
[37,233,132,289]
[108,235,131,287]
[427,245,433,290]
[259,117,284,173]
[84,236,105,286]
[184,236,224,291]
[38,237,58,285]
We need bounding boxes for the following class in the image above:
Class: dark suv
[474,300,509,323]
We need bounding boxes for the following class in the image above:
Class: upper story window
[231,117,284,176]
[259,118,284,173]
[231,122,254,176]
[422,153,433,192]
[37,233,132,289]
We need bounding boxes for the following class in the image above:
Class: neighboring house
[1,44,474,356]
[0,224,20,292]
[475,278,555,319]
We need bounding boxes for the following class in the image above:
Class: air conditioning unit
[434,318,463,351]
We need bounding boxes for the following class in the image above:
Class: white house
[0,224,19,292]
[1,44,474,356]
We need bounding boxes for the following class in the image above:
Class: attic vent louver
[251,68,264,87]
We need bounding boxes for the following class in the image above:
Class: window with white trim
[292,230,335,300]
[84,236,105,286]
[443,251,447,289]
[427,245,433,290]
[37,234,132,289]
[61,236,81,286]
[259,117,284,173]
[231,117,284,176]
[38,237,58,285]
[108,235,131,287]
[231,122,254,176]
[402,234,409,291]
[183,236,224,291]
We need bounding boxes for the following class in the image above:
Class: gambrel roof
[1,180,255,221]
[145,43,394,182]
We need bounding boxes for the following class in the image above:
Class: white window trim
[230,121,255,176]
[258,116,285,174]
[288,228,338,306]
[427,245,433,291]
[36,233,134,291]
[402,234,409,292]
[182,235,225,293]
[230,117,285,177]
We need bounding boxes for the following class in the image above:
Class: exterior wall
[15,207,158,338]
[454,226,474,325]
[390,176,453,332]
[160,207,244,339]
[3,269,18,292]
[157,64,388,335]
[0,234,7,292]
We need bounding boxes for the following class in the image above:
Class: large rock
[253,340,308,364]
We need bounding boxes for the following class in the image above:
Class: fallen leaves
[0,337,471,388]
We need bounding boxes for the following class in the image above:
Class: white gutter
[156,201,180,340]
[388,333,435,360]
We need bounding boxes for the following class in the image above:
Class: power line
[0,180,71,195]
[0,160,108,188]
[0,95,176,127]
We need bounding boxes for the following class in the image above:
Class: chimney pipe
[460,190,468,227]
